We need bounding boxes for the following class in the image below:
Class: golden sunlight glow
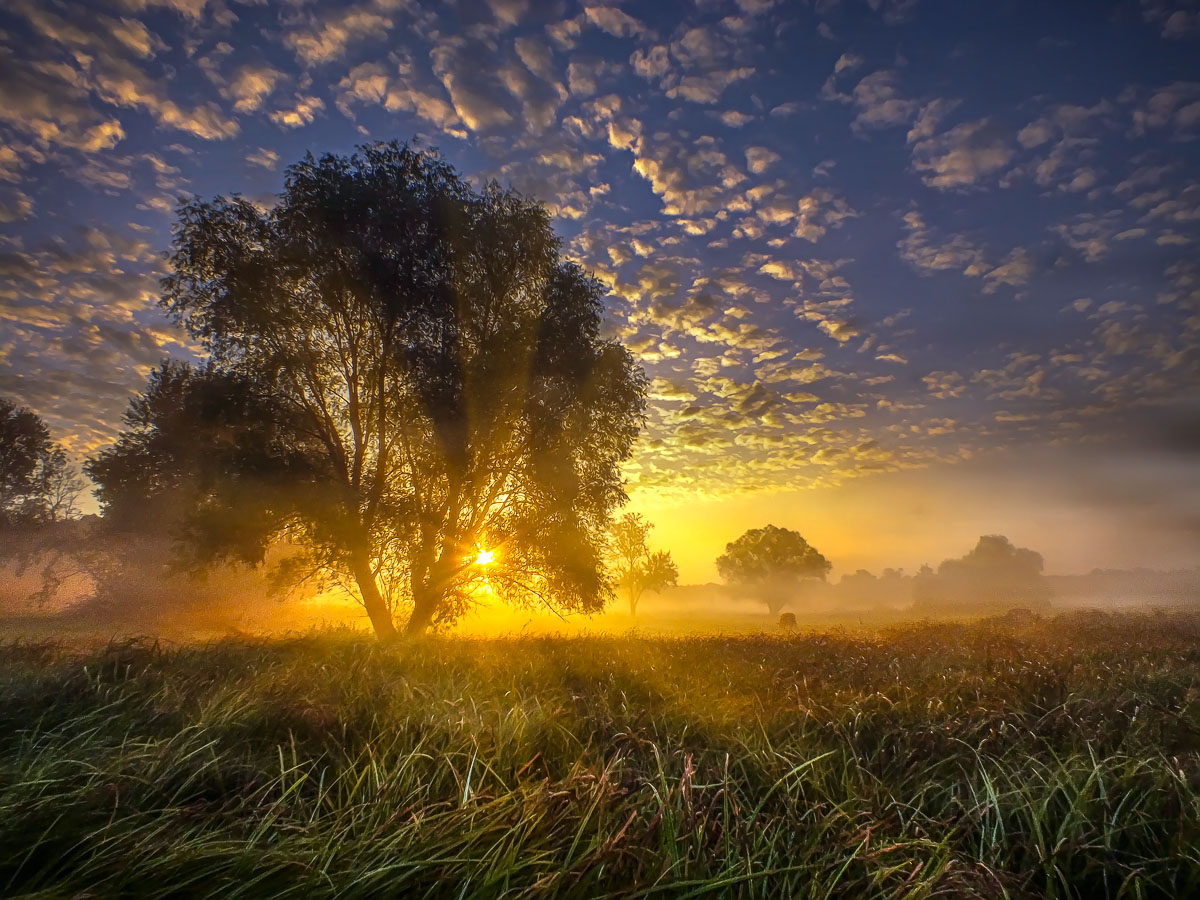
[475,548,495,566]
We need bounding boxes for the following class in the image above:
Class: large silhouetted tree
[609,513,678,616]
[88,142,646,637]
[716,525,831,615]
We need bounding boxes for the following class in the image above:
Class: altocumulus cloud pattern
[0,0,1198,511]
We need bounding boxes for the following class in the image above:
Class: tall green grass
[0,612,1197,898]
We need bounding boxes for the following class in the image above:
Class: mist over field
[4,518,1198,642]
[2,0,1199,895]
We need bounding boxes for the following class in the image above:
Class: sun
[474,548,495,566]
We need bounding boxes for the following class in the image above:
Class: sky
[0,0,1198,581]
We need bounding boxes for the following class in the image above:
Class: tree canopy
[1,397,81,529]
[608,513,678,616]
[716,525,831,615]
[88,142,646,637]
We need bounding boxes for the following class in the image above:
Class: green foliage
[0,614,1197,899]
[88,142,647,637]
[608,513,679,616]
[717,525,831,614]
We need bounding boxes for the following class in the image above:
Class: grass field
[1,612,1198,898]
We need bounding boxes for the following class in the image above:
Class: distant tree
[834,566,912,609]
[941,535,1044,580]
[0,397,86,610]
[914,535,1051,612]
[1,396,82,528]
[911,563,937,607]
[716,525,831,615]
[608,513,679,616]
[87,142,646,638]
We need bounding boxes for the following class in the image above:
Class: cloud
[910,118,1015,189]
[630,45,671,79]
[834,52,864,75]
[1141,0,1200,38]
[486,0,530,28]
[336,62,390,113]
[849,70,918,132]
[1018,118,1055,149]
[1131,82,1200,135]
[907,98,960,143]
[900,210,1034,291]
[334,55,469,138]
[284,3,396,66]
[91,57,239,139]
[982,247,1034,293]
[0,226,194,453]
[0,0,1195,514]
[9,1,238,141]
[745,146,780,174]
[898,210,986,274]
[546,15,584,50]
[770,188,859,242]
[584,6,652,40]
[631,135,734,216]
[717,109,754,127]
[568,59,622,97]
[497,55,567,132]
[665,68,755,104]
[923,371,967,399]
[269,94,325,129]
[431,38,517,132]
[0,50,127,152]
[245,147,279,169]
[670,25,732,67]
[225,64,285,113]
[0,187,34,222]
[1052,212,1122,262]
[116,0,208,21]
[867,0,922,24]
[514,35,556,82]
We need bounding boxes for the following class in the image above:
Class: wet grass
[0,611,1198,898]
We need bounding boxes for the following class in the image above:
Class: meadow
[0,612,1197,899]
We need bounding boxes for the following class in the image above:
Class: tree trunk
[405,556,452,636]
[350,554,397,640]
[405,588,439,636]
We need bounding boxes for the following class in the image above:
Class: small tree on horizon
[716,524,831,615]
[609,513,679,616]
[87,142,647,638]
